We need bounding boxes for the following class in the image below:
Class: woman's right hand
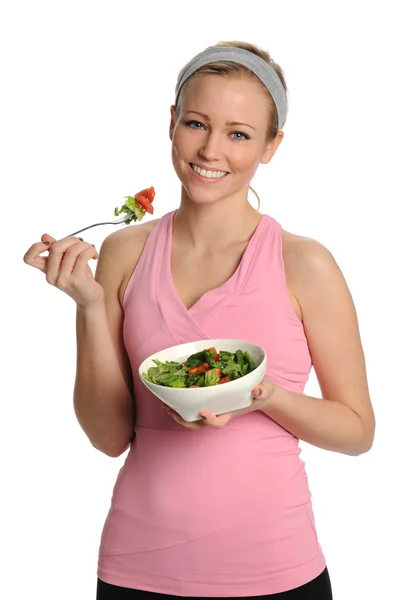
[23,233,105,309]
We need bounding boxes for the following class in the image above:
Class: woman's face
[170,74,283,207]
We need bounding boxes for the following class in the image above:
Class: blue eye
[184,120,249,140]
[231,131,249,141]
[185,120,205,130]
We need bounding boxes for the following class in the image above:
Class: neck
[173,188,262,252]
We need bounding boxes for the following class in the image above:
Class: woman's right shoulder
[101,216,161,254]
[96,217,161,303]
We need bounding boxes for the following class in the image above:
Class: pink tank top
[97,210,326,596]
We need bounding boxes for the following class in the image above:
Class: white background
[1,1,399,599]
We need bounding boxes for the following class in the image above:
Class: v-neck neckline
[166,210,267,315]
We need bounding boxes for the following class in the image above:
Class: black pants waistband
[96,567,333,599]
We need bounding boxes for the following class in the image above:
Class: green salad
[114,186,155,224]
[114,196,146,224]
[142,346,256,388]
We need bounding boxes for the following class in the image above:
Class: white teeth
[191,164,227,179]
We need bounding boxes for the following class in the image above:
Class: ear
[169,105,177,141]
[260,130,284,165]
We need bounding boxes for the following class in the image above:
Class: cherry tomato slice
[206,346,219,361]
[136,186,155,202]
[135,194,154,214]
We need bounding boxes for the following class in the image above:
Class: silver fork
[60,212,134,241]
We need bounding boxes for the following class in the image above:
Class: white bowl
[138,339,267,422]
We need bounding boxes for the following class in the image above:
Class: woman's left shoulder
[282,229,340,284]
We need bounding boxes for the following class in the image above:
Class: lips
[190,162,229,174]
[190,163,229,180]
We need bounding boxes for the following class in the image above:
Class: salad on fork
[64,186,156,239]
[114,186,155,224]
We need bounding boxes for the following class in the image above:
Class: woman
[23,41,375,599]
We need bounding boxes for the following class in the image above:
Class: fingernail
[79,237,84,241]
[42,241,50,245]
[200,415,207,420]
[92,244,95,247]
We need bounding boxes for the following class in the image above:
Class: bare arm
[261,238,375,456]
[24,227,152,457]
[74,304,134,457]
[73,228,144,457]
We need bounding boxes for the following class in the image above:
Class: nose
[198,132,222,163]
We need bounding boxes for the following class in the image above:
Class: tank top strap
[233,213,284,292]
[237,213,302,330]
[122,210,173,310]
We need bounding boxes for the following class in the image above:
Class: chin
[182,187,232,208]
[183,188,218,205]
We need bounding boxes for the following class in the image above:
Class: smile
[190,163,228,179]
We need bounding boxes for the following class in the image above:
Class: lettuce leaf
[141,359,187,387]
[204,368,221,387]
[185,351,208,368]
[221,361,243,380]
[142,348,257,388]
[114,196,146,224]
[187,372,206,387]
[243,351,255,371]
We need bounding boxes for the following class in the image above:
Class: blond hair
[175,40,288,142]
[174,41,287,211]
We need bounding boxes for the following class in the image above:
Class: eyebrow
[185,110,257,131]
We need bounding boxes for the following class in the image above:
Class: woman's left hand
[161,376,276,429]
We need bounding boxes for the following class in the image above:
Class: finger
[59,242,97,278]
[170,410,205,429]
[168,409,185,423]
[253,375,271,398]
[252,386,262,398]
[41,233,57,245]
[180,419,205,430]
[71,245,99,278]
[199,411,211,422]
[23,240,54,272]
[252,378,274,401]
[161,403,206,429]
[198,412,221,428]
[45,237,83,284]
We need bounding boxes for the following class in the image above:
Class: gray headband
[175,47,288,129]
